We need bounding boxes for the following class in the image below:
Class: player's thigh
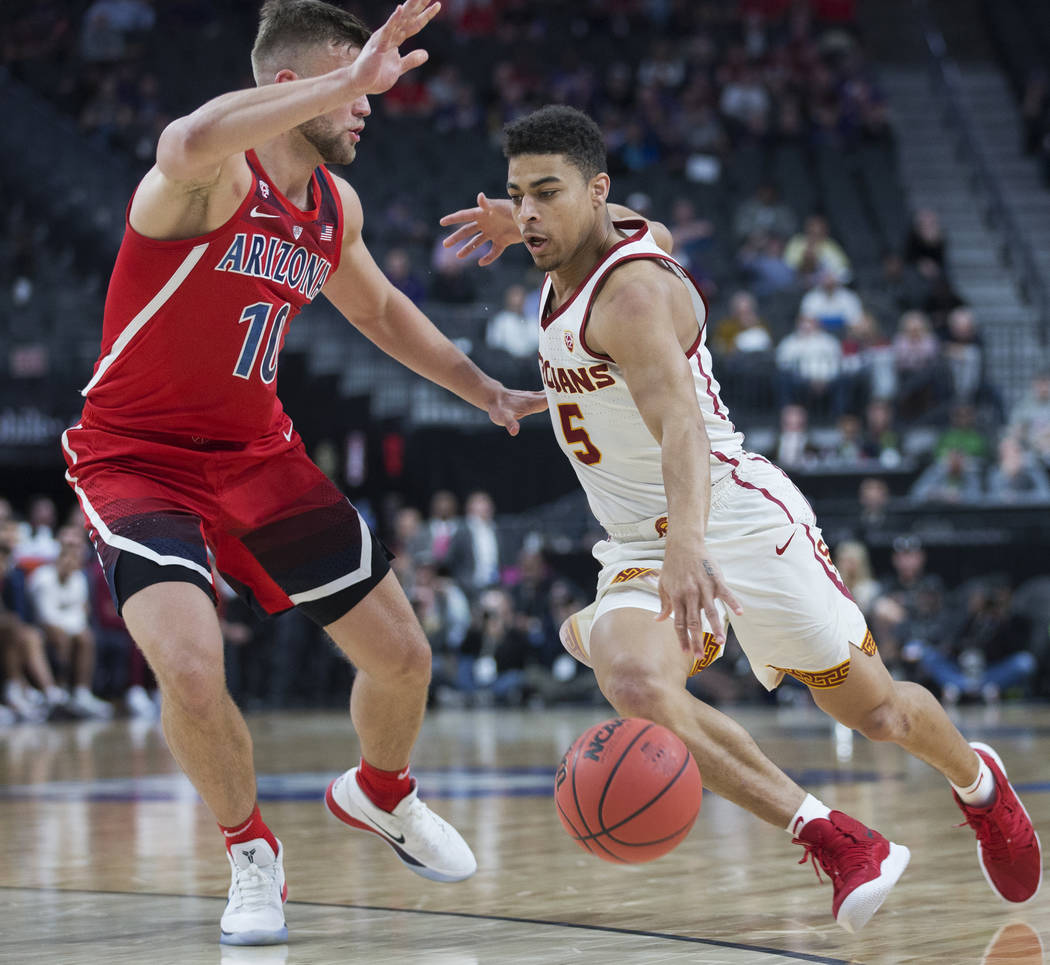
[589,605,695,705]
[121,576,225,688]
[322,569,430,683]
[807,641,899,730]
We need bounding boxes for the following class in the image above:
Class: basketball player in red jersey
[62,0,546,946]
[441,106,1041,933]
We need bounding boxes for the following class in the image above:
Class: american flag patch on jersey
[320,223,334,241]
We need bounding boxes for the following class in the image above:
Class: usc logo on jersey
[655,516,669,537]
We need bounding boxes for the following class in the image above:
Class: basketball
[554,717,702,863]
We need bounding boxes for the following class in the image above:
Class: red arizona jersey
[80,150,343,441]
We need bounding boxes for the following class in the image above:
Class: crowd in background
[1,1,1049,722]
[2,486,1047,728]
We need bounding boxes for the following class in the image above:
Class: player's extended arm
[438,194,673,264]
[156,0,439,183]
[323,181,547,435]
[589,266,742,655]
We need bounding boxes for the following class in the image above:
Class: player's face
[296,43,370,165]
[507,154,605,272]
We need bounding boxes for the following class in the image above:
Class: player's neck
[548,216,619,305]
[252,138,322,210]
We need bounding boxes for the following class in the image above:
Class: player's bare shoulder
[129,153,254,242]
[591,257,696,356]
[326,172,364,245]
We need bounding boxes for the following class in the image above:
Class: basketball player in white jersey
[440,105,1041,933]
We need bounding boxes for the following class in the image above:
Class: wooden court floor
[0,703,1046,965]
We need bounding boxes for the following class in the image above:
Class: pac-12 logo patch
[292,225,303,240]
[258,180,270,198]
[563,331,574,352]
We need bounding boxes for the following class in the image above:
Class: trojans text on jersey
[538,353,616,395]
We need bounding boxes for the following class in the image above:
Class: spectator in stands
[383,247,427,306]
[447,491,501,599]
[826,413,864,465]
[842,310,896,403]
[1008,369,1050,464]
[782,214,850,287]
[908,577,1037,705]
[909,447,983,504]
[892,310,947,421]
[857,476,891,531]
[941,306,985,405]
[775,313,847,415]
[920,264,967,338]
[774,404,820,468]
[13,496,60,573]
[736,230,796,296]
[799,265,863,335]
[1,538,69,720]
[860,399,902,467]
[711,291,772,355]
[423,490,460,564]
[667,197,715,276]
[459,587,532,706]
[485,283,537,360]
[430,235,477,304]
[719,63,771,140]
[733,182,797,244]
[411,560,471,700]
[986,436,1050,503]
[903,208,947,273]
[870,535,948,670]
[28,538,112,718]
[935,403,990,464]
[833,540,880,614]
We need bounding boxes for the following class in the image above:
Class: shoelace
[793,830,877,885]
[956,799,1033,863]
[403,797,451,850]
[231,863,277,912]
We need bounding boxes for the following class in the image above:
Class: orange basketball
[554,717,702,863]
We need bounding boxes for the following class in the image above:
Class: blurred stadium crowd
[1,0,1048,722]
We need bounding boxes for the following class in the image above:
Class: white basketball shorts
[560,452,873,691]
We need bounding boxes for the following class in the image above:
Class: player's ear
[273,68,299,85]
[590,173,611,206]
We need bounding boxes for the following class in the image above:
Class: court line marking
[0,885,854,964]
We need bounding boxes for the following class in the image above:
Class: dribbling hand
[439,193,520,266]
[346,1,441,97]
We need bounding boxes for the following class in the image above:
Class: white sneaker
[125,685,158,719]
[0,704,15,727]
[3,682,46,722]
[70,686,114,720]
[220,838,288,946]
[325,768,477,882]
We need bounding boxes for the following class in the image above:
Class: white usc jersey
[537,220,744,530]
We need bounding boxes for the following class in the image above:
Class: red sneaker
[954,742,1042,904]
[794,811,911,933]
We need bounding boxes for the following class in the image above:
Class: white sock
[952,757,995,807]
[786,794,832,836]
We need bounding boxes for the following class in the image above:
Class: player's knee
[854,698,907,743]
[600,663,671,719]
[376,629,432,689]
[158,660,227,716]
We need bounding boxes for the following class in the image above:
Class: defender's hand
[439,193,521,266]
[344,0,440,97]
[655,542,743,655]
[487,388,548,436]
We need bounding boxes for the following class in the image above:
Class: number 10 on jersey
[234,301,290,384]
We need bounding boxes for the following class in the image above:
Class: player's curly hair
[502,105,607,180]
[252,0,371,83]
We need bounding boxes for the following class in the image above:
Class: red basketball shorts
[61,418,390,625]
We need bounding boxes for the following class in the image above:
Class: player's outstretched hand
[346,0,440,97]
[439,193,521,266]
[487,387,548,436]
[656,542,743,656]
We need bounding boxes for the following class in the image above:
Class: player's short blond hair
[251,0,371,83]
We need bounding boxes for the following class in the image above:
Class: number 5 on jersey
[558,403,602,465]
[234,301,290,383]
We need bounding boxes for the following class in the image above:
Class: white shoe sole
[836,841,911,934]
[969,742,1043,905]
[220,925,288,946]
